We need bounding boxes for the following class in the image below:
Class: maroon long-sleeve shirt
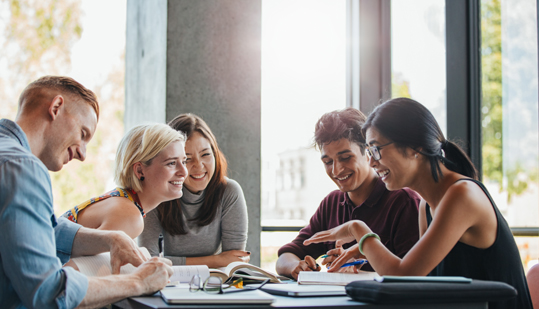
[278,178,420,271]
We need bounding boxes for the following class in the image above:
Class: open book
[210,262,283,283]
[297,270,378,286]
[70,248,211,284]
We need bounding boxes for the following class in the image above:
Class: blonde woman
[62,123,188,239]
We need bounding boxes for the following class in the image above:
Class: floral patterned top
[62,187,144,223]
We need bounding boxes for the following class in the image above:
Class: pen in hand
[340,259,368,268]
[158,233,164,258]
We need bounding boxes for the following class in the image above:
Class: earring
[140,176,145,181]
[414,153,418,159]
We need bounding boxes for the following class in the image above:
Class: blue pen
[340,259,368,268]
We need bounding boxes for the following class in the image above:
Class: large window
[481,0,539,269]
[261,0,539,272]
[260,0,347,271]
[391,0,446,132]
[0,0,126,215]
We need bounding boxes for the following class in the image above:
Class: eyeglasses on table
[189,275,270,294]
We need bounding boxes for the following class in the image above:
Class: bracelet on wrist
[358,232,380,255]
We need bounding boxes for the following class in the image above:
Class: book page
[72,252,121,276]
[170,265,210,283]
[223,262,281,283]
[71,247,151,276]
[209,268,228,281]
[223,261,250,275]
[298,271,377,285]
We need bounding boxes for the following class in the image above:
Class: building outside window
[260,0,347,270]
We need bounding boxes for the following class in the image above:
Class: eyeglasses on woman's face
[365,142,394,161]
[189,275,269,294]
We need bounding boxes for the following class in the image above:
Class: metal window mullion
[446,0,483,180]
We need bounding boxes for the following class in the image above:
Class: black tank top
[426,178,532,309]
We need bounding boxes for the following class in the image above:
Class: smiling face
[365,127,417,191]
[184,131,216,193]
[41,99,97,172]
[139,140,188,202]
[321,138,375,196]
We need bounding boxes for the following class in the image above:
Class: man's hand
[290,255,320,280]
[107,231,149,274]
[81,257,174,308]
[133,257,174,295]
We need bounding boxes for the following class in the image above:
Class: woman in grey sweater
[138,114,249,267]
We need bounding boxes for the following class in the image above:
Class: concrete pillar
[125,0,168,128]
[126,0,262,265]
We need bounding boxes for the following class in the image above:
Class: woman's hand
[320,246,344,268]
[335,257,367,274]
[303,220,369,247]
[322,243,365,272]
[214,250,251,267]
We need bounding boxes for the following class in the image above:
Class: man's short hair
[313,107,367,154]
[18,76,99,120]
[114,123,186,192]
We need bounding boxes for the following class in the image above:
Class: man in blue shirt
[0,76,173,308]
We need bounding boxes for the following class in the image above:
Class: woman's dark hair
[313,107,367,154]
[157,113,228,235]
[363,97,477,182]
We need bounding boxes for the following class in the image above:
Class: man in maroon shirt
[276,108,420,280]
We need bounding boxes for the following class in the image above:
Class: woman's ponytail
[441,140,478,180]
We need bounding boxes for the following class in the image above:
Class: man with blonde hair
[0,76,173,308]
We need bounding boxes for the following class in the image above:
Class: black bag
[345,279,517,305]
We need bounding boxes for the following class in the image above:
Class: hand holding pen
[340,259,368,268]
[302,255,321,271]
[320,244,346,268]
[324,243,366,272]
[291,255,321,280]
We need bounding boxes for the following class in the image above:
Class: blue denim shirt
[0,119,88,308]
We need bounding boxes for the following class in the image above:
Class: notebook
[262,283,346,297]
[160,287,275,304]
[297,270,378,285]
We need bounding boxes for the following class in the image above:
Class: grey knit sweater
[138,178,248,265]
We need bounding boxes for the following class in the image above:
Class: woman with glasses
[138,113,249,268]
[304,98,532,309]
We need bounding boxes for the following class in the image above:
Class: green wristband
[358,232,380,255]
